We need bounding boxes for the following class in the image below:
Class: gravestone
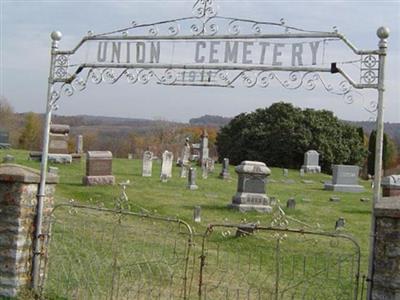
[142,151,153,177]
[206,158,215,173]
[187,167,198,190]
[49,124,70,154]
[330,196,341,202]
[299,169,305,177]
[193,206,201,223]
[180,137,191,166]
[199,129,209,166]
[230,161,272,213]
[381,175,400,197]
[0,130,10,148]
[180,165,188,178]
[48,166,59,175]
[2,154,15,163]
[82,151,115,186]
[202,161,208,179]
[161,150,173,179]
[128,153,133,160]
[335,217,345,230]
[283,169,288,177]
[301,150,321,173]
[76,135,83,153]
[286,198,296,209]
[160,174,168,183]
[324,165,364,192]
[219,158,230,180]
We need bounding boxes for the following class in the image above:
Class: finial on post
[51,31,62,41]
[377,26,389,49]
[377,26,389,39]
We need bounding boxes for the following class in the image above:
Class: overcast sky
[1,0,399,123]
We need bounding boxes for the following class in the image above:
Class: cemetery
[1,0,399,299]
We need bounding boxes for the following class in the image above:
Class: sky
[1,0,399,123]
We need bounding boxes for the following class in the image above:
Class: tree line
[216,102,398,175]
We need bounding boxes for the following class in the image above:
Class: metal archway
[33,1,389,298]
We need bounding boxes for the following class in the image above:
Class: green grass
[0,149,372,299]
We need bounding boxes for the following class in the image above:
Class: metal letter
[224,41,238,63]
[150,41,160,63]
[209,41,220,63]
[259,42,270,64]
[97,41,108,62]
[291,43,303,66]
[136,42,146,63]
[126,42,130,63]
[111,42,121,63]
[195,41,206,63]
[242,41,254,64]
[309,41,320,65]
[272,43,284,66]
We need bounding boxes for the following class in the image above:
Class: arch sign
[34,0,389,297]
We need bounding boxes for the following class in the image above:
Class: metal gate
[40,202,361,300]
[41,203,195,299]
[198,223,361,300]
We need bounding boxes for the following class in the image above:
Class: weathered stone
[301,180,314,184]
[2,155,15,163]
[142,151,153,177]
[187,168,198,190]
[371,197,400,298]
[180,138,191,166]
[48,154,72,164]
[0,164,57,297]
[160,150,173,179]
[83,151,114,186]
[286,198,296,209]
[283,169,288,177]
[230,161,272,213]
[193,206,201,223]
[0,130,10,148]
[299,169,305,177]
[236,224,257,237]
[324,165,364,193]
[301,150,321,173]
[76,135,83,154]
[335,217,345,230]
[219,158,230,180]
[199,129,209,166]
[330,196,341,202]
[381,175,400,197]
[48,134,69,154]
[82,175,115,186]
[50,124,70,134]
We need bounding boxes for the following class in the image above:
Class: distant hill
[189,115,232,127]
[345,121,400,148]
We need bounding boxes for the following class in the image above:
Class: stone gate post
[371,196,400,299]
[0,164,58,297]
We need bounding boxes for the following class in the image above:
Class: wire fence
[40,203,361,300]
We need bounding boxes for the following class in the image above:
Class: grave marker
[142,151,153,177]
[230,161,272,213]
[301,150,321,173]
[82,151,115,186]
[324,165,364,192]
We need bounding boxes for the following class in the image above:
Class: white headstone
[142,151,153,177]
[161,150,174,179]
[301,150,321,173]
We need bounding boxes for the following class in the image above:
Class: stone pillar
[371,197,400,299]
[219,158,230,180]
[199,129,209,166]
[0,164,58,298]
[76,135,83,154]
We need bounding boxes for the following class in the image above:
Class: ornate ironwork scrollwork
[360,54,379,84]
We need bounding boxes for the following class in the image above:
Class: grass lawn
[0,149,373,299]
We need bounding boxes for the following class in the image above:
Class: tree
[216,102,367,172]
[368,130,398,175]
[18,112,42,150]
